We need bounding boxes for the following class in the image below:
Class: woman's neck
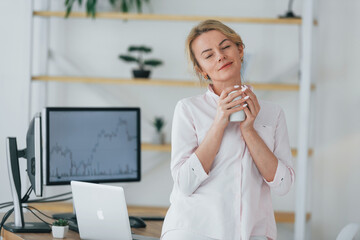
[212,78,242,96]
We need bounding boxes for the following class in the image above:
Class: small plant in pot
[119,45,163,79]
[151,116,165,144]
[52,219,69,239]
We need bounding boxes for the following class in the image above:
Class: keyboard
[68,220,79,232]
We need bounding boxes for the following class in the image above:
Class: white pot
[52,225,69,239]
[152,132,165,144]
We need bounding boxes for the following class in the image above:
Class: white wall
[0,0,359,239]
[311,0,360,239]
[0,0,32,207]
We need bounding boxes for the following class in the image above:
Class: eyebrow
[201,39,230,55]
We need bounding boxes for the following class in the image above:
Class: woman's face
[192,30,243,83]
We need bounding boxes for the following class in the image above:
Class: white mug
[228,90,245,122]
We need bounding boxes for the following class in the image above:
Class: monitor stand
[5,138,51,233]
[3,222,51,233]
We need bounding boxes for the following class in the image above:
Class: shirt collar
[206,84,220,101]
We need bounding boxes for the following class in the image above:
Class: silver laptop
[71,181,159,240]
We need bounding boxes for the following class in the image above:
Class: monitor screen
[42,107,141,185]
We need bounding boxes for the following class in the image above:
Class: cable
[0,186,32,208]
[288,0,294,12]
[0,208,14,235]
[27,191,72,202]
[0,191,72,208]
[26,206,56,220]
[27,196,73,204]
[24,207,51,226]
[0,203,13,210]
[0,201,12,207]
[21,187,33,203]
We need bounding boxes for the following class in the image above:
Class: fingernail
[243,104,248,107]
[244,96,249,100]
[241,85,248,92]
[234,85,240,88]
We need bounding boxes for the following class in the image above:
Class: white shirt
[161,85,295,240]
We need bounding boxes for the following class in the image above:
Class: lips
[219,62,232,71]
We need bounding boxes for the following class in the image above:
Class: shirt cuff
[264,160,287,188]
[189,152,209,182]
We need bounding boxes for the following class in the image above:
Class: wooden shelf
[275,211,311,223]
[142,143,313,157]
[142,143,172,152]
[33,11,309,25]
[32,75,199,87]
[32,76,315,91]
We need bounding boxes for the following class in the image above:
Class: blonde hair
[185,19,245,84]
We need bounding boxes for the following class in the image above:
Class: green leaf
[109,0,117,6]
[91,0,97,18]
[128,46,151,53]
[121,0,129,13]
[128,46,141,52]
[86,0,91,16]
[65,6,72,18]
[153,117,165,132]
[119,55,138,63]
[53,219,69,226]
[139,46,151,53]
[65,0,75,18]
[144,59,163,67]
[136,0,142,13]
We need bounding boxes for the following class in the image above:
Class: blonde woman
[161,20,295,240]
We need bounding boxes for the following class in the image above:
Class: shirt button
[192,168,194,171]
[281,178,284,181]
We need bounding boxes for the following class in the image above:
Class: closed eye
[205,54,213,59]
[222,45,230,50]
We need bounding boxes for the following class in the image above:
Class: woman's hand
[240,85,260,133]
[214,85,249,129]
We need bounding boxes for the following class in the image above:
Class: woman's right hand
[213,85,249,129]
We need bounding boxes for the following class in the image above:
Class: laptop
[71,181,159,240]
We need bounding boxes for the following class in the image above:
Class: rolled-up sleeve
[170,101,209,196]
[264,108,295,196]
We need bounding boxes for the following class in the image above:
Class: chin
[215,71,240,82]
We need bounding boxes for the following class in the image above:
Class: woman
[161,20,295,240]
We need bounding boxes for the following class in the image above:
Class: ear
[238,45,244,60]
[195,65,207,79]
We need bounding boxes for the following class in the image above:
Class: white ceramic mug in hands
[229,85,248,122]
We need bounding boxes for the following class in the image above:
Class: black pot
[132,70,151,79]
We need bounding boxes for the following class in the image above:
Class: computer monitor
[42,107,141,222]
[42,107,141,186]
[5,113,50,233]
[5,107,141,232]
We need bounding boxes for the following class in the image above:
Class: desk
[1,203,166,240]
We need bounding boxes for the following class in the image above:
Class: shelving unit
[32,75,316,91]
[29,3,315,239]
[142,143,313,157]
[33,11,312,25]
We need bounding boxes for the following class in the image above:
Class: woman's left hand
[240,85,260,133]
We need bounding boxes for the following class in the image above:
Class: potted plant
[151,116,165,144]
[52,219,69,239]
[64,0,151,18]
[119,45,163,79]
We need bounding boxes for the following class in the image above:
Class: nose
[217,52,226,62]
